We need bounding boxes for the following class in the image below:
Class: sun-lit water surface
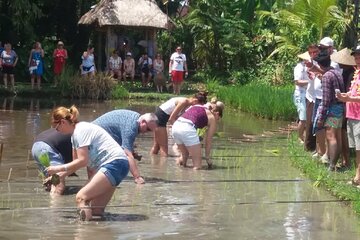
[0,97,359,240]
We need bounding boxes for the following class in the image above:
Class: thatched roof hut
[78,0,169,70]
[78,0,169,29]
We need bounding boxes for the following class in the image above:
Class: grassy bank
[288,133,360,214]
[216,83,296,120]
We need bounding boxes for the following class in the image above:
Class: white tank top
[159,97,187,115]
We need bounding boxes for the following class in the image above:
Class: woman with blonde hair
[46,105,129,221]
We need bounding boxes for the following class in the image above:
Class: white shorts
[347,119,360,150]
[172,119,200,146]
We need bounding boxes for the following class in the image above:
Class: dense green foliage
[0,0,354,85]
[162,0,354,85]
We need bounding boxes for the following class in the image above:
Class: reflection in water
[1,97,14,112]
[283,181,311,239]
[26,99,41,138]
[1,98,360,239]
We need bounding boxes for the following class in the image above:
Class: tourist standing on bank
[169,46,188,95]
[293,51,309,144]
[46,105,129,221]
[153,53,166,93]
[0,43,18,90]
[53,41,68,87]
[313,52,345,171]
[302,44,319,152]
[28,42,44,90]
[80,45,96,79]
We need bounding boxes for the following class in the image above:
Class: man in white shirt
[169,46,188,95]
[303,44,320,152]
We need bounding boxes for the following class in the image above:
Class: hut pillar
[97,31,103,71]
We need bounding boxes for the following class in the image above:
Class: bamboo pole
[0,143,3,162]
[26,149,31,168]
[7,168,12,181]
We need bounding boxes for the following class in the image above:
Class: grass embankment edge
[288,133,360,215]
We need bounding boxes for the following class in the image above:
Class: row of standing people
[0,41,67,90]
[294,37,360,187]
[31,92,224,221]
[0,42,188,94]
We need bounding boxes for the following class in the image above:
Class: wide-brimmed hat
[351,45,360,56]
[297,51,310,61]
[330,48,356,66]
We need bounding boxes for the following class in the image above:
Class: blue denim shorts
[99,159,129,186]
[31,141,64,175]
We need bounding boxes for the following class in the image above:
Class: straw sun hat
[297,51,311,61]
[330,48,356,66]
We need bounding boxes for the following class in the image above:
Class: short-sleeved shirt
[317,69,345,122]
[109,56,122,70]
[170,52,186,71]
[34,128,72,163]
[293,62,308,96]
[1,50,17,66]
[72,122,127,170]
[92,110,140,152]
[347,71,360,120]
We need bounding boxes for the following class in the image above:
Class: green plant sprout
[38,153,60,186]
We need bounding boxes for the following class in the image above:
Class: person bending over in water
[46,105,129,221]
[32,128,72,195]
[171,103,224,169]
[93,110,158,184]
[151,91,208,157]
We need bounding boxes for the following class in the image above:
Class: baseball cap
[126,52,132,56]
[319,37,334,47]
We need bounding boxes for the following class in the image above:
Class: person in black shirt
[31,128,72,195]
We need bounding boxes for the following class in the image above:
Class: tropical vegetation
[0,1,357,108]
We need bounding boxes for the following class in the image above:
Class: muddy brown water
[0,97,360,240]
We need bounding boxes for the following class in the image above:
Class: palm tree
[257,0,350,58]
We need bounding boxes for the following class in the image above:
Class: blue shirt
[92,110,140,152]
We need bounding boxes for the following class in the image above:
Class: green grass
[288,133,360,214]
[216,83,296,120]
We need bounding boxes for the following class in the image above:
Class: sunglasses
[52,121,61,130]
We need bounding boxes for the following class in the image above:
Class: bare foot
[176,158,183,166]
[79,208,92,221]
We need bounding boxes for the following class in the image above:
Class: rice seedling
[38,153,60,186]
[217,83,296,120]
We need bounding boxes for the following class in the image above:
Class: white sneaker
[312,152,320,159]
[320,154,329,164]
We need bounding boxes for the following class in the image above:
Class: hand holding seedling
[39,153,60,186]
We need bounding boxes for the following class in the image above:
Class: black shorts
[155,107,170,127]
[2,65,14,74]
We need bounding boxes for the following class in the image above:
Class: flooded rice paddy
[0,97,360,240]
